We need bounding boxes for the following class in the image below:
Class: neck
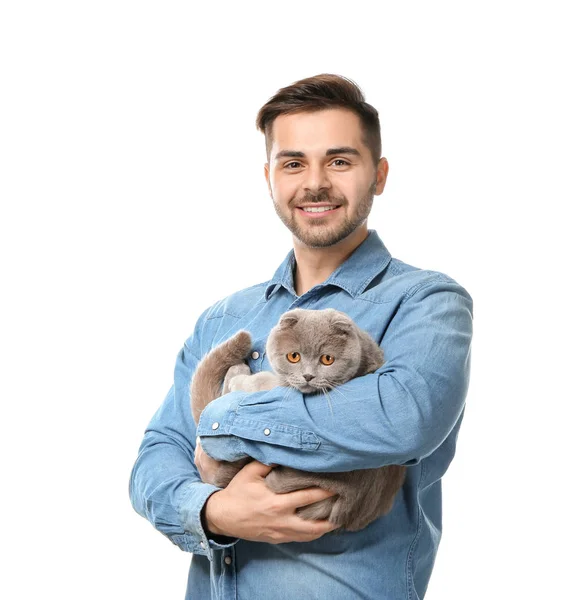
[293,225,369,296]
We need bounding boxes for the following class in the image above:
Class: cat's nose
[303,374,315,382]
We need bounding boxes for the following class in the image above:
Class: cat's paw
[222,363,252,394]
[226,363,251,378]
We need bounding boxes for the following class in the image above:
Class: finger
[239,459,273,479]
[194,439,204,461]
[194,450,206,476]
[195,438,203,458]
[285,516,339,539]
[304,518,339,535]
[283,486,337,509]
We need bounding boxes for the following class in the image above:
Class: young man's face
[264,108,388,248]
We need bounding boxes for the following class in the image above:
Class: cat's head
[265,308,383,394]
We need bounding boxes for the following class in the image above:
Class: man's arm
[128,323,237,556]
[198,278,474,471]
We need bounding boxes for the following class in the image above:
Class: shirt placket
[211,546,236,600]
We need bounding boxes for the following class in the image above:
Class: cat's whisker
[280,385,293,406]
[326,383,350,403]
[321,387,334,416]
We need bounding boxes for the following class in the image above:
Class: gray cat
[190,308,406,532]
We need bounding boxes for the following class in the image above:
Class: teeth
[302,206,336,213]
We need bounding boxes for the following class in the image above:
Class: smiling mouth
[296,205,341,216]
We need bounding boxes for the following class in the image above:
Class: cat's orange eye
[287,352,301,363]
[320,354,335,366]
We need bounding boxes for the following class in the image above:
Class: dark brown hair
[256,74,382,166]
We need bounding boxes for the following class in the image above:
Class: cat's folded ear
[330,319,353,335]
[328,309,354,335]
[277,310,301,329]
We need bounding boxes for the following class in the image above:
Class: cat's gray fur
[190,308,406,532]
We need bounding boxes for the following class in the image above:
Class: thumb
[241,460,273,479]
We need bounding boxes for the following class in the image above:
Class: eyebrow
[274,146,361,161]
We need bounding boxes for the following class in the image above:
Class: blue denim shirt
[129,230,474,600]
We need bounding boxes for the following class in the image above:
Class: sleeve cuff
[196,391,248,461]
[176,481,239,559]
[196,390,321,464]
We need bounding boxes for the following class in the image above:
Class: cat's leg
[229,371,281,392]
[265,467,339,522]
[309,466,407,531]
[265,466,403,530]
[223,363,252,394]
[244,371,281,391]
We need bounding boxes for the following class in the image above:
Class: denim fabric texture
[129,230,474,599]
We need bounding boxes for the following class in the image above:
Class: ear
[278,310,300,329]
[330,319,353,335]
[328,309,354,335]
[264,163,273,198]
[374,157,389,196]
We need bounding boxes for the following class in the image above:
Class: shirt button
[264,428,271,436]
[224,556,232,565]
[200,541,205,549]
[251,351,260,360]
[212,422,219,430]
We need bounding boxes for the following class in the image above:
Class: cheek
[338,173,371,199]
[272,174,299,202]
[271,356,290,375]
[281,359,301,376]
[325,357,353,379]
[318,363,336,377]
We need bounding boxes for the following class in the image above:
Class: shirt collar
[264,229,392,301]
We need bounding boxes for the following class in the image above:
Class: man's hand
[202,459,339,544]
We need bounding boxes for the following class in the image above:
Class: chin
[303,385,323,395]
[295,231,349,249]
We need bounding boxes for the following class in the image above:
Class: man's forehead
[270,108,366,156]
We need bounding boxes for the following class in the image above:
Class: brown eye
[287,352,301,363]
[320,354,335,366]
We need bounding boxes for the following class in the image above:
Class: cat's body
[190,308,406,532]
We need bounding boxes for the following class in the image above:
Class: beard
[272,181,377,248]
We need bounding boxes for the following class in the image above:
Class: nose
[303,374,315,382]
[303,164,331,194]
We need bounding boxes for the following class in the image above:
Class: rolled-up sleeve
[198,279,473,472]
[129,315,239,557]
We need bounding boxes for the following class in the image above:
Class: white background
[1,1,586,598]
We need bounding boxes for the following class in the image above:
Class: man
[130,74,474,599]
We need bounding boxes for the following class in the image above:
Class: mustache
[292,190,345,206]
